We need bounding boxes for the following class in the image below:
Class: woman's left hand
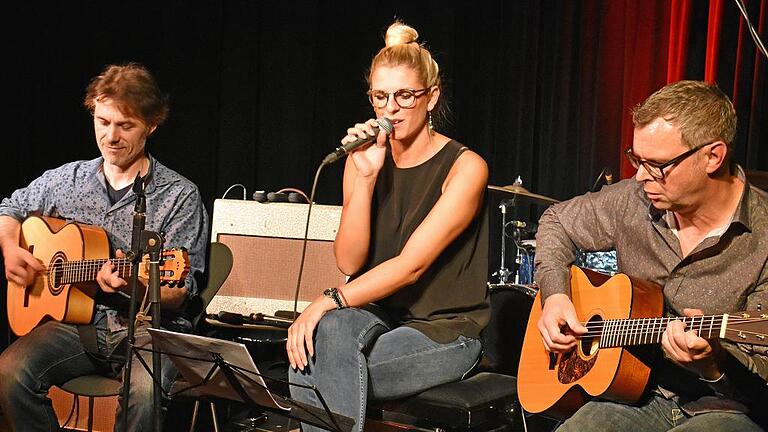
[286,296,335,371]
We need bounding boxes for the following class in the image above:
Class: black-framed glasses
[367,88,428,109]
[625,142,715,180]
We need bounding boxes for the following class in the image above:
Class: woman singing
[287,21,490,432]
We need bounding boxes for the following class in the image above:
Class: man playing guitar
[535,81,767,431]
[0,63,208,431]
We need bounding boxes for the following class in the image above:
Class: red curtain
[615,0,767,179]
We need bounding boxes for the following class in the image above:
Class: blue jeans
[0,313,179,432]
[556,394,764,432]
[288,307,482,432]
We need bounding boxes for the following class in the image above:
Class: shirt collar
[646,165,753,232]
[731,165,753,232]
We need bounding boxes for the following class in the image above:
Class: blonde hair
[368,21,441,90]
[367,21,447,127]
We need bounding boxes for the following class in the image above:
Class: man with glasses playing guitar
[0,63,208,431]
[525,81,767,431]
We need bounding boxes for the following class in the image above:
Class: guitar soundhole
[580,315,602,357]
[557,315,600,384]
[48,253,67,296]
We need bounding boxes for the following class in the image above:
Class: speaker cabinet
[208,199,346,316]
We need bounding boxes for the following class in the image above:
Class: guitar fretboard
[589,315,729,348]
[49,259,134,285]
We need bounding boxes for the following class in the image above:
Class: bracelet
[323,287,346,309]
[337,288,349,308]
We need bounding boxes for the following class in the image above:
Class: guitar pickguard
[557,345,598,384]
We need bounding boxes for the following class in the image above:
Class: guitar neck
[55,259,135,284]
[597,314,730,348]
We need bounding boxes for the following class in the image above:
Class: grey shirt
[0,154,209,331]
[535,169,768,414]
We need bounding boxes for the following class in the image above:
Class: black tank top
[354,140,490,343]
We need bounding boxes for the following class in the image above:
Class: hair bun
[384,21,418,47]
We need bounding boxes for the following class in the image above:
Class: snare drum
[576,250,618,275]
[515,241,536,285]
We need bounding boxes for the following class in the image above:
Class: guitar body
[517,266,664,419]
[7,216,107,336]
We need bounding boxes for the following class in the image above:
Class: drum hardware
[490,184,536,286]
[491,198,516,285]
[507,220,534,285]
[489,177,542,297]
[487,282,539,299]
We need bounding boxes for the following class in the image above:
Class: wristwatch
[323,287,346,309]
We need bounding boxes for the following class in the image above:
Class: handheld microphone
[321,117,393,165]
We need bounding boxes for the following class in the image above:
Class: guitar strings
[40,258,133,272]
[39,250,178,273]
[580,316,765,328]
[576,317,766,339]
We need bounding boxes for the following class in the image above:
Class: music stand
[147,328,354,432]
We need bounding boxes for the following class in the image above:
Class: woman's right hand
[286,295,336,371]
[342,119,388,177]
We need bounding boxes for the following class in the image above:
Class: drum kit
[486,177,619,299]
[486,176,559,299]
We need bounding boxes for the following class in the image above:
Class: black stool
[366,286,556,431]
[367,372,520,431]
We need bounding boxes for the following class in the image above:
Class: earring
[428,111,434,135]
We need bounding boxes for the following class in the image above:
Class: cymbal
[488,184,559,205]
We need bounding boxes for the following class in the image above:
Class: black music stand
[146,328,355,432]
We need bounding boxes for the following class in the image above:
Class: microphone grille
[376,117,394,135]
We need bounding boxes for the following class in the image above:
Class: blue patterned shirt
[0,154,209,331]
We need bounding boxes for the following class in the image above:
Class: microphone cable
[222,183,247,200]
[590,167,609,192]
[291,122,391,318]
[291,162,326,318]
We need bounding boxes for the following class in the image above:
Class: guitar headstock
[161,248,190,287]
[723,311,768,346]
[140,248,190,287]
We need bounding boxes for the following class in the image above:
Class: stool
[367,372,520,431]
[58,375,122,432]
[366,287,560,431]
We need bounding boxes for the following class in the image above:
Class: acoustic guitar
[6,216,190,336]
[517,266,768,419]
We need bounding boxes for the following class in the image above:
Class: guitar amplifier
[208,199,347,317]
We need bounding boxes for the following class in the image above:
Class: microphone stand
[120,175,165,432]
[491,198,514,285]
[121,175,145,432]
[144,229,165,432]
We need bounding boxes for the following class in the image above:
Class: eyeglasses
[625,142,715,180]
[367,88,428,109]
